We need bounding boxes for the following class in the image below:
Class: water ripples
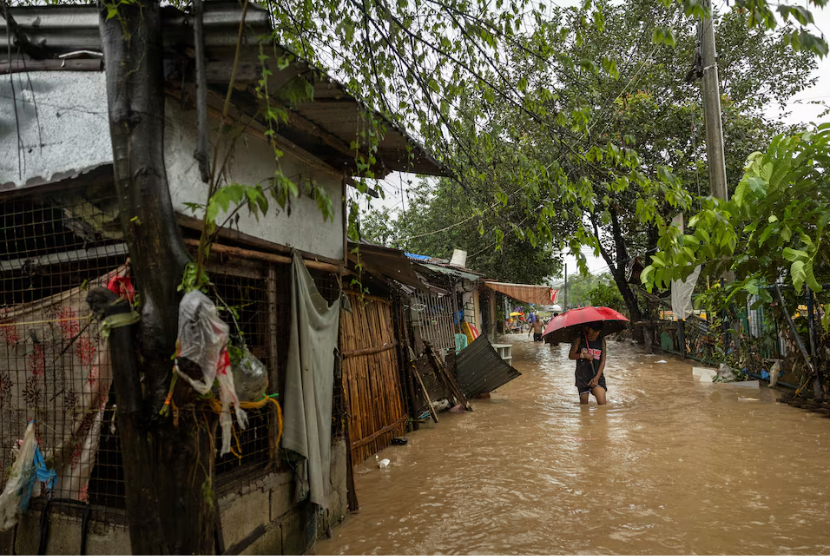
[315,335,830,555]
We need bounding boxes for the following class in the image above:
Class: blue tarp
[406,253,431,261]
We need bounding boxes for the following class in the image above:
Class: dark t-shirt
[574,336,607,392]
[575,336,603,372]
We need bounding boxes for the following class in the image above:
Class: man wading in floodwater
[529,316,544,342]
[568,323,607,405]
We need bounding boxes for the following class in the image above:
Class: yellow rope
[205,394,283,452]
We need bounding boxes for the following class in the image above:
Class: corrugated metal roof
[455,336,521,398]
[420,263,482,282]
[347,241,428,291]
[0,2,447,179]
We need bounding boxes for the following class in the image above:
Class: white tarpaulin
[671,266,701,320]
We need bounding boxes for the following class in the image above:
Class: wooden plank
[342,291,392,305]
[177,213,344,267]
[425,342,472,411]
[0,59,103,73]
[222,525,266,556]
[182,238,344,273]
[344,427,360,512]
[0,243,129,272]
[342,341,398,359]
[412,364,439,423]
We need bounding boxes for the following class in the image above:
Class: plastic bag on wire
[232,347,269,402]
[175,291,247,455]
[176,291,229,394]
[0,422,37,531]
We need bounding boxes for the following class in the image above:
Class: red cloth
[107,276,135,304]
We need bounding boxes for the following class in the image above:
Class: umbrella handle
[584,331,598,377]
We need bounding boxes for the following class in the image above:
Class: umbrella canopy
[509,312,523,316]
[542,306,629,344]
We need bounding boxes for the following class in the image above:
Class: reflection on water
[315,336,830,555]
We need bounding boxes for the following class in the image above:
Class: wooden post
[267,265,280,462]
[425,341,471,411]
[395,295,420,431]
[412,363,439,423]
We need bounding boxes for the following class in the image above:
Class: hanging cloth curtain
[282,252,341,509]
[485,281,558,306]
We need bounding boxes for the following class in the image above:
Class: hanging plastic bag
[175,291,247,456]
[0,422,37,531]
[231,347,269,402]
[175,291,229,395]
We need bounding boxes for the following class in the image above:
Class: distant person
[529,318,544,342]
[568,322,607,405]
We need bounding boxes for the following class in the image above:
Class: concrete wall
[164,99,345,261]
[0,72,112,189]
[3,441,348,555]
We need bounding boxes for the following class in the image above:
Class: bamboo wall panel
[341,294,408,463]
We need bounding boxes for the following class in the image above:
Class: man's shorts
[533,333,543,342]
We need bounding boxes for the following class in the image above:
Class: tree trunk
[98,2,218,553]
[593,208,645,342]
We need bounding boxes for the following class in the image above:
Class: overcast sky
[365,7,830,280]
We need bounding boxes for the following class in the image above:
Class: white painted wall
[0,72,112,188]
[164,99,344,261]
[0,70,344,260]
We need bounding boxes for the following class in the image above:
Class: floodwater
[315,336,830,555]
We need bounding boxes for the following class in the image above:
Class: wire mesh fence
[206,267,274,488]
[1,185,345,519]
[655,287,829,389]
[0,187,127,520]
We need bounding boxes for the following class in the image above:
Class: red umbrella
[542,306,629,344]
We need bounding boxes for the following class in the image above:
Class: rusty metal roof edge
[1,2,450,179]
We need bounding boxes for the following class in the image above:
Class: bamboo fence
[340,293,408,463]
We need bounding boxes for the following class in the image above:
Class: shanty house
[0,3,444,554]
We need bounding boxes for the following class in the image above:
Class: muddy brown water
[315,336,830,555]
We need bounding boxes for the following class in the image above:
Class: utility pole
[700,0,729,202]
[563,264,568,310]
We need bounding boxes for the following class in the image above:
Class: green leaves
[643,125,830,320]
[178,262,210,294]
[776,4,814,25]
[207,183,270,224]
[791,260,807,293]
[651,26,676,47]
[782,247,807,263]
[601,56,620,80]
